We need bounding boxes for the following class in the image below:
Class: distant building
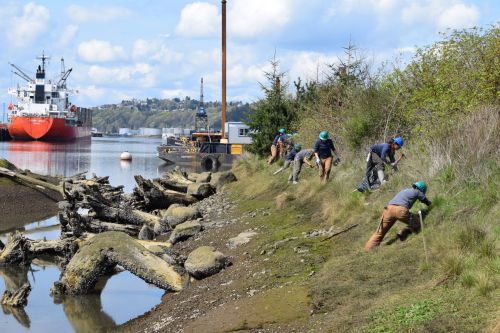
[225,122,251,144]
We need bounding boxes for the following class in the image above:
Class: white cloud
[401,1,480,31]
[437,4,479,30]
[77,85,106,102]
[287,52,339,82]
[229,0,293,38]
[88,63,156,87]
[8,3,50,48]
[59,25,78,46]
[78,40,126,62]
[176,2,219,38]
[132,39,184,64]
[161,89,197,99]
[67,5,131,23]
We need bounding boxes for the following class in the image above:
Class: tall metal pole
[221,0,227,138]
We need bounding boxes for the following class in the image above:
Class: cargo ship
[7,53,91,141]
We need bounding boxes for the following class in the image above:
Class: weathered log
[163,168,194,186]
[85,196,160,225]
[88,219,141,236]
[133,175,198,210]
[51,232,186,295]
[0,233,30,265]
[1,283,31,307]
[0,166,63,195]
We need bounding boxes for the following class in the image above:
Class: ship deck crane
[195,77,208,132]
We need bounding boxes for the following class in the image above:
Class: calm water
[0,137,175,332]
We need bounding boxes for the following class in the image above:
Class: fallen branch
[320,224,359,242]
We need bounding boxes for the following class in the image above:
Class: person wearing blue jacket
[273,144,301,175]
[314,131,340,182]
[366,137,404,186]
[364,181,431,251]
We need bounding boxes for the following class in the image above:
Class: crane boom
[9,63,33,82]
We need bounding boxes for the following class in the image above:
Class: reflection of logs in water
[0,266,31,328]
[1,303,31,328]
[54,274,117,332]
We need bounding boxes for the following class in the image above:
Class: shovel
[418,210,429,264]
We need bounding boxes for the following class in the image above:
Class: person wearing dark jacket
[273,144,301,175]
[366,137,403,186]
[314,131,340,182]
[364,181,431,251]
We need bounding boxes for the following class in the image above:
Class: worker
[268,128,286,165]
[364,181,431,252]
[273,144,301,175]
[289,148,315,184]
[366,137,403,187]
[314,131,340,182]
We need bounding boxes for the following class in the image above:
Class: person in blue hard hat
[364,181,431,251]
[314,131,340,182]
[268,128,286,165]
[365,137,404,187]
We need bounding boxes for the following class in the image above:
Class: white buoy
[120,151,132,161]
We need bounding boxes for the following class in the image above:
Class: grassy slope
[226,149,499,332]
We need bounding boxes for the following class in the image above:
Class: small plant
[441,254,465,279]
[461,272,477,288]
[476,272,495,296]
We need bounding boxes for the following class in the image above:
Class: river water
[0,137,176,332]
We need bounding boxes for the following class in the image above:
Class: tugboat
[7,53,91,141]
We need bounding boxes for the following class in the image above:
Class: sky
[0,0,498,107]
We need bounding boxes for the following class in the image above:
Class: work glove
[390,162,398,171]
[316,157,321,165]
[334,156,341,166]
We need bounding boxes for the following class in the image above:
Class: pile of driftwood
[0,165,236,308]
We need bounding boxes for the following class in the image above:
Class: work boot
[397,228,412,241]
[377,170,386,184]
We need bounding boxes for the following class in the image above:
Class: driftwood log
[0,233,79,265]
[51,232,187,295]
[133,175,197,210]
[1,283,31,307]
[0,166,63,196]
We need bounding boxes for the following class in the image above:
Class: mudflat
[0,178,60,232]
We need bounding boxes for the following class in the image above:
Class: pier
[0,124,11,141]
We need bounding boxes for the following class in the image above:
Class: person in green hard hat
[364,181,431,252]
[313,131,340,182]
[268,128,286,165]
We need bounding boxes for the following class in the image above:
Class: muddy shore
[0,178,60,232]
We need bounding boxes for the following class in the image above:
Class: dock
[0,124,11,141]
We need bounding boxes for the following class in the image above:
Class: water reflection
[5,139,91,177]
[0,260,164,332]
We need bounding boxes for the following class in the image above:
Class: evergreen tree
[246,58,296,156]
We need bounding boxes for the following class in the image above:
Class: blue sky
[0,0,498,107]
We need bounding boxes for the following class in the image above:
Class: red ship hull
[8,116,91,141]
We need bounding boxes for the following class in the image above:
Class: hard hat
[319,131,329,140]
[413,181,427,194]
[393,137,404,147]
[278,128,285,134]
[294,144,302,151]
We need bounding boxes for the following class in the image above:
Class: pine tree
[246,58,296,156]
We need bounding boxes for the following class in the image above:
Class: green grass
[227,147,499,332]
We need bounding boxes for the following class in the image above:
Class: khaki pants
[268,145,279,165]
[319,156,333,181]
[364,205,419,252]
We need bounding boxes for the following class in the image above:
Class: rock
[184,246,231,279]
[169,221,202,244]
[187,183,215,199]
[166,204,201,221]
[196,172,212,183]
[227,231,258,249]
[138,224,155,240]
[187,173,199,182]
[210,171,237,189]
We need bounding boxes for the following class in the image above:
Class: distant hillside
[91,97,252,133]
